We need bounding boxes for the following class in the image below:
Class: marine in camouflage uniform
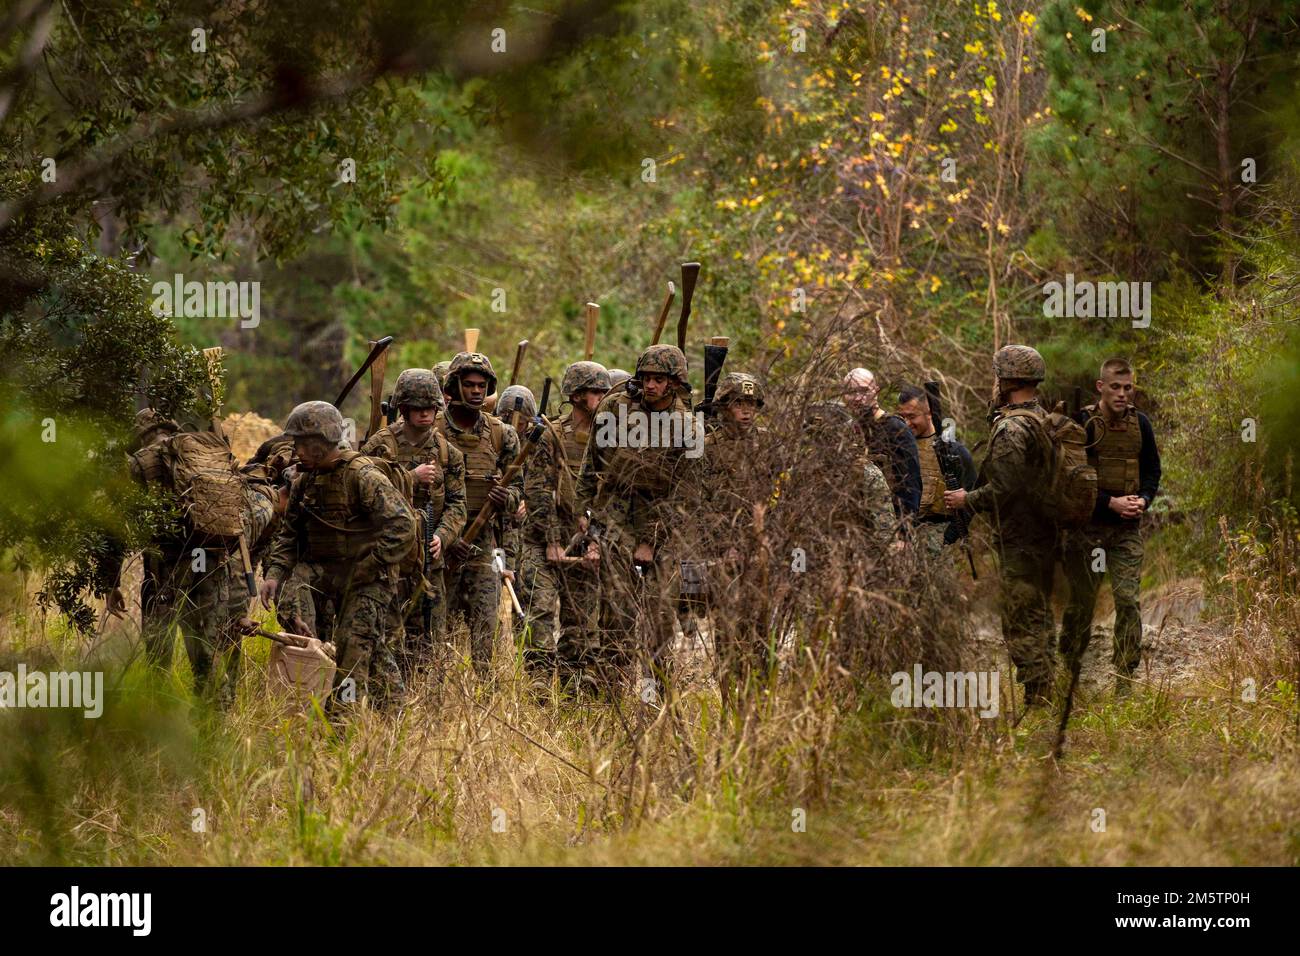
[1059,359,1162,691]
[946,346,1057,704]
[361,369,467,680]
[262,401,416,709]
[799,402,897,548]
[578,345,702,694]
[436,353,524,680]
[512,364,608,685]
[700,373,783,697]
[495,383,536,586]
[117,409,247,705]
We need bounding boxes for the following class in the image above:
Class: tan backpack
[998,407,1097,528]
[155,430,247,539]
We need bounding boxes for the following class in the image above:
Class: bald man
[843,367,922,516]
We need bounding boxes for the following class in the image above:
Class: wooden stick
[652,281,675,345]
[584,302,600,361]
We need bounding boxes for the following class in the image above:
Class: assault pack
[997,406,1097,528]
[136,429,248,541]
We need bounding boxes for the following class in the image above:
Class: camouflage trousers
[278,562,403,710]
[993,540,1057,691]
[1060,523,1144,676]
[388,565,448,683]
[913,518,950,558]
[514,540,600,678]
[444,556,501,680]
[142,547,240,706]
[703,558,776,701]
[592,529,679,696]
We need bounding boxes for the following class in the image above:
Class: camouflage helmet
[634,345,690,390]
[992,344,1046,383]
[496,384,536,419]
[432,360,453,389]
[133,408,179,444]
[562,360,611,398]
[447,351,498,393]
[284,401,345,443]
[607,368,631,388]
[392,368,443,410]
[714,372,764,407]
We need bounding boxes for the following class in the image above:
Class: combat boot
[1022,678,1053,708]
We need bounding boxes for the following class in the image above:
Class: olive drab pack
[547,412,585,517]
[437,410,506,516]
[292,450,416,566]
[1083,404,1143,496]
[145,430,248,540]
[998,406,1097,528]
[365,422,451,514]
[598,390,692,497]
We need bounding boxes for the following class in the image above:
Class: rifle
[539,377,553,420]
[923,380,977,579]
[422,496,435,643]
[702,336,729,422]
[509,340,529,388]
[448,411,548,570]
[334,336,394,408]
[651,281,676,345]
[507,394,526,432]
[677,263,700,353]
[464,328,480,353]
[584,303,599,361]
[203,346,257,598]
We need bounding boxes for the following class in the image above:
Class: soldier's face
[726,399,758,428]
[574,388,606,415]
[404,406,436,429]
[459,372,489,406]
[641,373,672,408]
[1097,372,1134,415]
[294,437,336,470]
[898,398,931,438]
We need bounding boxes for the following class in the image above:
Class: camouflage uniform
[496,383,536,582]
[798,403,897,547]
[1060,402,1161,679]
[578,346,701,692]
[361,369,467,680]
[514,364,607,682]
[700,373,782,696]
[123,410,253,706]
[861,460,896,545]
[266,402,416,708]
[964,347,1057,700]
[436,354,523,679]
